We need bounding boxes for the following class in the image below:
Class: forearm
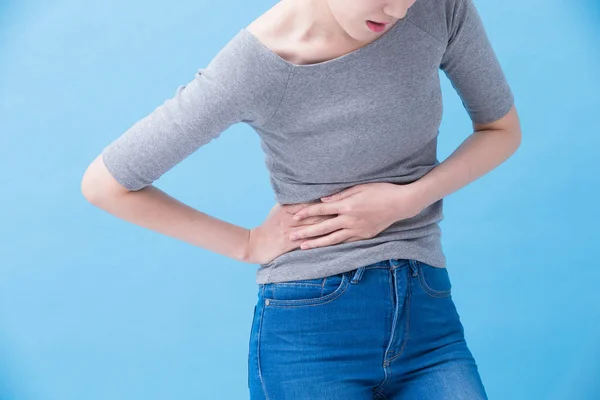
[408,128,521,210]
[88,185,250,262]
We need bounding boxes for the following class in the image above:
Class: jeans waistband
[350,258,416,284]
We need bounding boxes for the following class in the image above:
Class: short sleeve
[100,30,289,191]
[440,0,514,125]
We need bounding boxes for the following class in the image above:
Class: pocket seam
[264,273,350,308]
[417,263,452,298]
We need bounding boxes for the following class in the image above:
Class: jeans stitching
[417,263,451,298]
[257,285,270,400]
[387,265,412,364]
[266,282,323,287]
[264,274,350,308]
[373,386,390,400]
[373,270,395,393]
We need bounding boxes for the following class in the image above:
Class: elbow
[81,154,131,204]
[505,105,523,150]
[514,129,522,150]
[80,170,104,205]
[81,168,106,205]
[509,120,522,151]
[502,125,522,158]
[505,124,522,152]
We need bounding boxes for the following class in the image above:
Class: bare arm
[81,154,251,263]
[406,104,522,211]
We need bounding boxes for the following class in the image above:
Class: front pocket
[417,262,452,298]
[261,272,350,308]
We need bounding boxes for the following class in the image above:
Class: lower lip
[366,20,387,33]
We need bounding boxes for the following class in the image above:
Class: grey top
[101,0,514,284]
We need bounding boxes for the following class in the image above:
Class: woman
[82,0,521,398]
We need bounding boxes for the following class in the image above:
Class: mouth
[366,20,389,32]
[368,20,389,25]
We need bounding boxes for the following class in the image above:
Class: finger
[290,217,344,241]
[299,229,353,250]
[294,202,340,221]
[290,214,335,227]
[282,202,314,215]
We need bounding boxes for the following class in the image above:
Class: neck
[281,0,352,44]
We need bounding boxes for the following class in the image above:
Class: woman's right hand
[245,201,336,265]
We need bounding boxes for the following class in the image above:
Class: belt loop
[351,266,366,284]
[408,259,419,277]
[389,258,404,270]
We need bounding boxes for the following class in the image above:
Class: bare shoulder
[245,2,285,44]
[244,1,322,66]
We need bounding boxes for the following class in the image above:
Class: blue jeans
[248,258,488,399]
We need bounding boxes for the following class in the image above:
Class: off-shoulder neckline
[239,18,407,70]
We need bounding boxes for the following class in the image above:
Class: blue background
[1,0,598,398]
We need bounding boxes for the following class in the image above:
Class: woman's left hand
[289,182,425,250]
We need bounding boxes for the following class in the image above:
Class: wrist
[406,180,436,213]
[242,226,264,264]
[241,228,253,263]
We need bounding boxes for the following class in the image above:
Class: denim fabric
[247,259,488,399]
